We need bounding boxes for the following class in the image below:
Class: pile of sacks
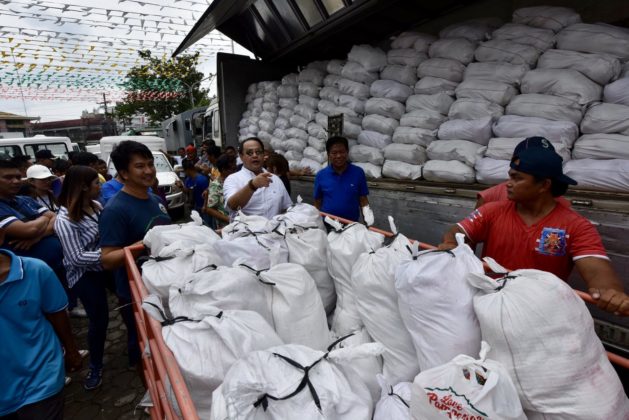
[239,80,280,147]
[140,208,629,419]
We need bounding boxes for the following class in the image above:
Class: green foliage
[115,49,210,124]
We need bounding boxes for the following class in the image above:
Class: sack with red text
[409,342,526,420]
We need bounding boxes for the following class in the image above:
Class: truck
[178,0,629,356]
[160,105,209,152]
[0,135,73,160]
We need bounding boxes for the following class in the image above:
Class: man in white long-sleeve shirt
[223,138,292,220]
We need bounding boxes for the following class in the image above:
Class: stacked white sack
[395,234,483,370]
[272,73,299,152]
[410,342,526,420]
[294,65,326,171]
[425,140,485,183]
[142,296,283,419]
[257,81,281,148]
[211,342,380,419]
[325,218,384,336]
[469,259,629,419]
[239,81,279,143]
[564,159,629,193]
[439,17,502,42]
[512,6,581,33]
[353,231,421,383]
[572,134,629,160]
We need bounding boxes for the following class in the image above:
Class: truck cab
[202,99,222,148]
[0,135,73,160]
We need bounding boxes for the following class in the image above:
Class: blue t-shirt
[0,250,67,415]
[100,178,124,205]
[185,173,209,210]
[313,163,369,221]
[0,196,64,271]
[99,190,171,300]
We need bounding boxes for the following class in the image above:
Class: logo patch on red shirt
[538,227,567,256]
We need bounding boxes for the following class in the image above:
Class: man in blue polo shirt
[0,227,82,419]
[314,136,374,225]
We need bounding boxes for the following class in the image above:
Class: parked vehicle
[0,135,72,160]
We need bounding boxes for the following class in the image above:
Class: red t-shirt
[478,181,571,208]
[458,201,608,280]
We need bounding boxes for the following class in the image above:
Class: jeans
[72,271,110,370]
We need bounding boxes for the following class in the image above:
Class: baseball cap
[510,137,577,185]
[25,164,57,180]
[35,149,55,160]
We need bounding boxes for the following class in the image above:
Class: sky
[0,0,252,122]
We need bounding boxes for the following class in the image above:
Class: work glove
[362,205,374,227]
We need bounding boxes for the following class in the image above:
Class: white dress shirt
[223,166,292,219]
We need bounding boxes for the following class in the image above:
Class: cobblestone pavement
[64,294,149,420]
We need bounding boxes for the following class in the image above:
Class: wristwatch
[248,179,258,191]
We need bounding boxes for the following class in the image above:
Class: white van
[0,135,73,160]
[101,136,184,215]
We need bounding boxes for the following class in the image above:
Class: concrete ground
[64,294,149,420]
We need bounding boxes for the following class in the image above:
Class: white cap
[25,164,57,180]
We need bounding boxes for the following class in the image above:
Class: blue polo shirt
[185,173,209,210]
[314,163,369,221]
[99,190,172,300]
[0,250,67,416]
[0,196,64,271]
[100,178,124,205]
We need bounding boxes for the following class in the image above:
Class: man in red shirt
[440,137,629,315]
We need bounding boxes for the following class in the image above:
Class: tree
[115,50,210,124]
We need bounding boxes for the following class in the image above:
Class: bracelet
[248,179,258,191]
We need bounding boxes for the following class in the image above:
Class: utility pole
[97,93,117,135]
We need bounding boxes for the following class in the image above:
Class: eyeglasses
[245,149,264,156]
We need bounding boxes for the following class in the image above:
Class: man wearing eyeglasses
[223,137,292,220]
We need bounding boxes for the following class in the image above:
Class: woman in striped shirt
[54,166,109,391]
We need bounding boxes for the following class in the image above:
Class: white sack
[344,120,362,138]
[300,157,324,173]
[492,23,555,51]
[428,38,476,64]
[289,114,309,130]
[486,137,571,162]
[438,117,493,145]
[392,32,436,50]
[270,137,284,151]
[258,119,274,133]
[342,61,379,84]
[564,159,629,193]
[308,137,326,152]
[603,78,629,106]
[338,78,371,99]
[349,144,384,165]
[395,234,483,370]
[285,227,336,314]
[392,126,437,147]
[417,58,465,83]
[319,86,341,104]
[263,92,278,104]
[455,79,517,107]
[521,68,602,105]
[410,342,526,420]
[427,140,485,166]
[439,19,498,42]
[284,138,307,152]
[448,98,504,120]
[212,233,289,271]
[143,298,283,420]
[400,110,446,130]
[492,114,579,147]
[298,68,325,86]
[387,48,427,67]
[278,97,297,108]
[338,94,366,114]
[464,62,528,86]
[469,262,629,419]
[221,213,274,240]
[572,133,629,160]
[317,99,337,116]
[581,102,629,135]
[275,117,290,130]
[307,122,327,140]
[384,143,427,165]
[326,59,345,75]
[144,215,220,257]
[326,220,384,334]
[512,6,581,32]
[365,98,405,120]
[355,162,382,179]
[285,150,303,161]
[358,130,392,149]
[382,160,423,180]
[335,106,362,125]
[278,107,294,119]
[474,157,510,185]
[374,376,411,420]
[323,74,342,88]
[381,65,418,86]
[277,85,298,98]
[422,160,476,183]
[348,44,387,72]
[557,23,629,61]
[298,82,320,97]
[306,60,329,72]
[538,49,621,85]
[303,147,327,164]
[414,77,458,96]
[281,73,298,85]
[315,112,328,129]
[506,93,583,124]
[405,93,454,115]
[371,80,413,103]
[294,104,316,121]
[353,233,421,382]
[363,114,399,135]
[299,94,319,109]
[475,39,541,67]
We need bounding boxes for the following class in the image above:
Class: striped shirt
[53,203,103,288]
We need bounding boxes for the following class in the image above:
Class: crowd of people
[1,134,628,419]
